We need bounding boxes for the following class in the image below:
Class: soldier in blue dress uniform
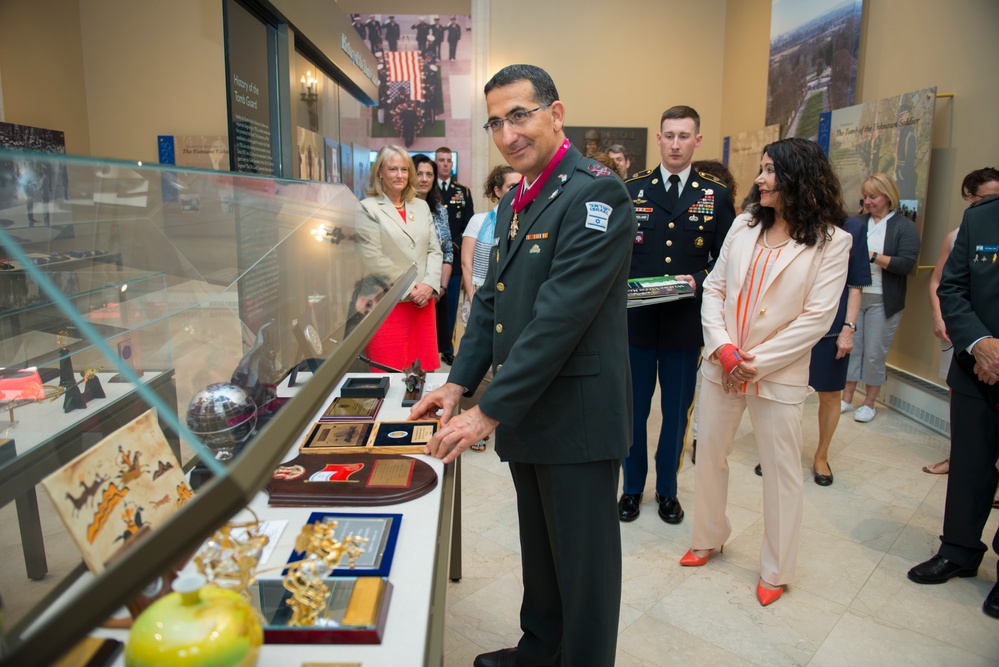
[619,105,736,525]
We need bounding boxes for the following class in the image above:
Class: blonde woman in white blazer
[680,139,852,606]
[357,145,443,372]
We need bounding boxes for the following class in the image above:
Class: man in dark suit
[383,16,400,51]
[351,15,366,39]
[431,17,444,59]
[412,17,430,54]
[909,194,999,619]
[445,17,461,60]
[435,146,474,364]
[412,64,635,667]
[618,106,735,524]
[364,15,382,53]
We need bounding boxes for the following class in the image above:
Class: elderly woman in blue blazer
[842,173,921,422]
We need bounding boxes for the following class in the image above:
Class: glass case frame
[0,148,416,665]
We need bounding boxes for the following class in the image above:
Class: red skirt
[366,301,441,372]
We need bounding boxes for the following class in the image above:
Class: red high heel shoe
[756,579,784,606]
[679,545,723,566]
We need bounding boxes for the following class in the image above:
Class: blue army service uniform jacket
[448,146,636,465]
[625,168,736,349]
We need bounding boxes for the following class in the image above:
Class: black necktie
[666,174,680,210]
[440,180,448,192]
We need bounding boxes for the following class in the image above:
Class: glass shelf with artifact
[0,148,416,665]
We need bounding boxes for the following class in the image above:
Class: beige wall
[482,0,999,387]
[78,0,228,162]
[718,0,999,386]
[720,0,770,136]
[0,0,91,154]
[2,0,996,386]
[862,0,999,384]
[486,0,730,171]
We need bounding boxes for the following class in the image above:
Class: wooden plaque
[300,420,438,455]
[267,454,437,506]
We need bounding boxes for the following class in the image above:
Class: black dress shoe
[984,583,999,619]
[474,647,517,667]
[442,353,455,365]
[754,463,762,476]
[813,465,833,486]
[618,493,641,522]
[655,493,684,524]
[907,555,978,584]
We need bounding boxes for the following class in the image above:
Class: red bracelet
[719,344,743,375]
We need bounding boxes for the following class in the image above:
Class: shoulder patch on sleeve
[587,163,614,177]
[584,202,612,232]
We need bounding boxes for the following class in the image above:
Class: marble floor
[441,392,999,666]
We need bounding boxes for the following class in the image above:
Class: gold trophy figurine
[281,520,368,627]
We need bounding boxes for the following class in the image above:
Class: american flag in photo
[385,51,424,101]
[387,80,411,101]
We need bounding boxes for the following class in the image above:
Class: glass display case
[0,148,415,664]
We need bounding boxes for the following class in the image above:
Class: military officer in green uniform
[619,105,736,525]
[411,64,635,667]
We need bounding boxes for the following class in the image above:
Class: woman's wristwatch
[869,252,878,263]
[843,321,857,331]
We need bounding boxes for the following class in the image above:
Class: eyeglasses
[482,104,551,135]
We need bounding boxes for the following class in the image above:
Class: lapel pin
[558,174,568,183]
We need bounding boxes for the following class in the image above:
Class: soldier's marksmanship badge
[695,237,705,248]
[690,194,715,216]
[588,164,613,177]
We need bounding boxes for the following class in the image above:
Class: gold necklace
[762,228,790,249]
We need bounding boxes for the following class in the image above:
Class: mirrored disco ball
[186,382,257,461]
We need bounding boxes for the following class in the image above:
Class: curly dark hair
[746,138,845,247]
[483,164,517,202]
[960,167,999,200]
[692,159,737,203]
[411,153,444,211]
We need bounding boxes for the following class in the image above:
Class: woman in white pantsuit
[681,138,852,606]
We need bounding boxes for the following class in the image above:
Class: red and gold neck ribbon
[511,138,571,215]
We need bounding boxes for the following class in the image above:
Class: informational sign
[827,87,937,232]
[223,0,278,176]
